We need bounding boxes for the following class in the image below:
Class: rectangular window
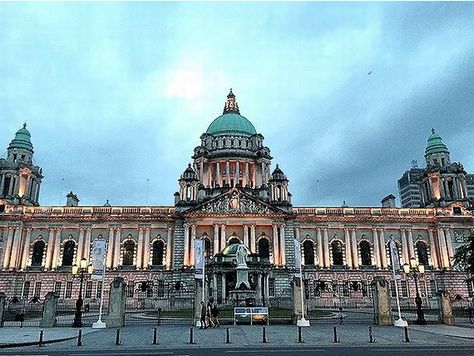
[22,281,30,298]
[390,281,397,298]
[34,282,41,298]
[157,280,165,298]
[85,281,93,299]
[96,281,103,299]
[269,278,275,297]
[127,284,134,298]
[65,281,73,299]
[54,282,62,297]
[401,281,408,298]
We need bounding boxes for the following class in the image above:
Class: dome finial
[223,88,240,114]
[431,128,435,134]
[23,122,27,129]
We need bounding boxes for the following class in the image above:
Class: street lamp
[72,257,93,327]
[403,257,426,325]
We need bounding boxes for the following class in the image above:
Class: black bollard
[404,326,410,342]
[77,329,83,346]
[368,326,374,343]
[38,330,44,347]
[298,326,303,343]
[226,327,230,344]
[262,326,267,343]
[333,326,339,343]
[189,327,194,344]
[152,328,158,345]
[116,329,121,345]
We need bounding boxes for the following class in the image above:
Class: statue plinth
[236,266,251,290]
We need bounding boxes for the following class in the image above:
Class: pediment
[186,189,285,216]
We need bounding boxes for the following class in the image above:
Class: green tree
[453,233,474,274]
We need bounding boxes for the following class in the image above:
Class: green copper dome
[221,243,251,256]
[425,129,449,156]
[8,123,34,152]
[206,89,257,136]
[207,113,257,136]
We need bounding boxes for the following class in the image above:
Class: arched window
[359,241,371,266]
[331,240,343,266]
[152,240,164,266]
[416,241,429,266]
[123,240,135,266]
[303,240,315,265]
[62,240,75,266]
[186,185,192,200]
[228,237,240,245]
[258,238,270,260]
[31,240,45,267]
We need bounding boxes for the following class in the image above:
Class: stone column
[220,224,226,251]
[212,273,218,303]
[407,229,415,259]
[2,227,13,269]
[379,229,387,269]
[292,277,306,324]
[40,292,59,328]
[245,162,249,187]
[428,229,439,269]
[183,224,190,266]
[51,229,61,270]
[20,228,32,270]
[401,229,409,265]
[316,229,323,267]
[272,225,279,265]
[76,228,85,265]
[243,224,249,248]
[344,228,352,268]
[280,225,286,266]
[165,227,172,270]
[371,277,393,325]
[323,228,330,268]
[225,161,230,184]
[106,227,114,269]
[83,228,91,264]
[113,228,121,269]
[0,292,6,327]
[221,273,226,303]
[437,228,449,268]
[143,227,151,269]
[250,224,256,253]
[7,228,21,269]
[190,224,196,266]
[373,229,380,268]
[437,290,455,324]
[136,228,144,269]
[213,224,219,255]
[444,228,454,266]
[106,277,126,328]
[44,228,55,270]
[255,274,263,305]
[351,229,359,268]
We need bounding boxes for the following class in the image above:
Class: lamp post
[72,257,93,327]
[403,257,426,325]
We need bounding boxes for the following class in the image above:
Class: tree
[453,233,474,274]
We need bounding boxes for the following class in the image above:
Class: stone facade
[0,91,473,313]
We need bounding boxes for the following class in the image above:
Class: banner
[294,239,302,277]
[389,239,401,280]
[91,239,106,280]
[194,239,204,279]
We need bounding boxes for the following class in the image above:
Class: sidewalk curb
[0,334,78,349]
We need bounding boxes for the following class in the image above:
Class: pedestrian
[200,301,207,329]
[211,302,220,327]
[207,301,215,328]
[339,306,344,325]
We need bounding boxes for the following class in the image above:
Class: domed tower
[420,129,469,207]
[175,164,200,209]
[0,124,43,206]
[268,164,292,211]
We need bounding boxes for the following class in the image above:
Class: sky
[0,2,473,207]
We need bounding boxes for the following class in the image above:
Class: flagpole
[295,239,310,326]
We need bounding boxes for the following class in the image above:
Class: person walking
[200,301,207,329]
[211,302,220,327]
[207,301,215,328]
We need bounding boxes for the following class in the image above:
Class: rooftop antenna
[58,178,65,206]
[316,179,321,204]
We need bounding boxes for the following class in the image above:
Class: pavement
[1,323,474,351]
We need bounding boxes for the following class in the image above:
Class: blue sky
[1,2,473,207]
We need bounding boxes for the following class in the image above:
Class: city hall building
[0,90,473,312]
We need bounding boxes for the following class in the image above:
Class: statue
[236,244,248,268]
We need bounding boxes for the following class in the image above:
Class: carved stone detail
[192,191,273,215]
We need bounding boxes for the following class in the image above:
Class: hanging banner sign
[194,239,204,279]
[294,239,302,278]
[389,239,401,280]
[91,239,106,280]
